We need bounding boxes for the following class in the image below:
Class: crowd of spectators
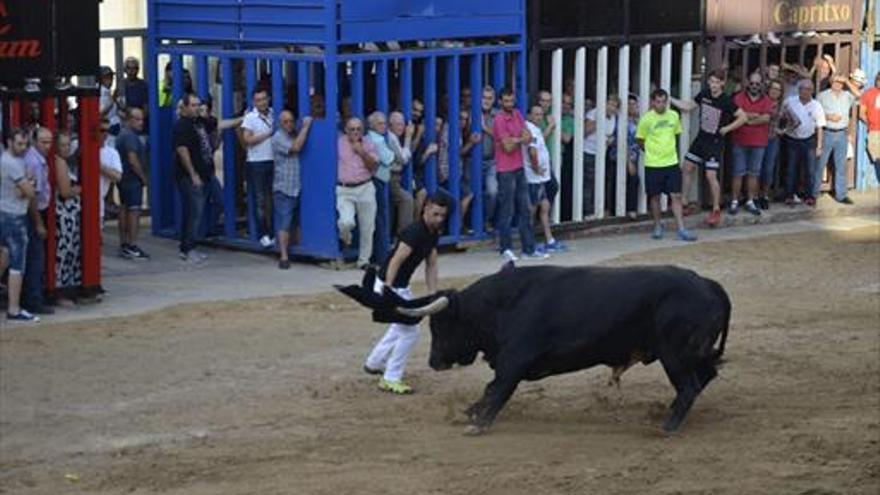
[3,52,878,323]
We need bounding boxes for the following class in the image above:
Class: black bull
[336,263,731,435]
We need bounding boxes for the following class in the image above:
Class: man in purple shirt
[22,128,54,315]
[492,87,546,261]
[337,117,380,269]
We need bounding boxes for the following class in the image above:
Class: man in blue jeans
[782,79,826,206]
[241,88,276,247]
[22,128,53,315]
[1,129,39,322]
[816,75,856,204]
[173,94,212,262]
[491,87,548,262]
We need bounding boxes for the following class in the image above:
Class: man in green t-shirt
[635,89,697,242]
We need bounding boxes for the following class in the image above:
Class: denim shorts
[273,191,300,233]
[119,175,144,209]
[731,145,766,178]
[0,211,28,273]
[528,182,548,205]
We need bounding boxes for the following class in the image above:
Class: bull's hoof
[662,419,682,433]
[463,424,488,436]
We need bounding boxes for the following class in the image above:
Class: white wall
[99,0,147,72]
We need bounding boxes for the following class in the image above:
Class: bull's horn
[396,296,449,318]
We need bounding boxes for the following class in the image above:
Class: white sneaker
[339,229,353,247]
[182,250,206,263]
[259,235,274,248]
[766,31,781,44]
[746,34,761,45]
[791,194,803,205]
[501,249,518,262]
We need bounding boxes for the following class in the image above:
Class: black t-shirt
[173,116,213,180]
[380,220,440,288]
[695,89,738,137]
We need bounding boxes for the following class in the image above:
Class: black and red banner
[0,0,98,85]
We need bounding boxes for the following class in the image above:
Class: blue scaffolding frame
[146,0,528,260]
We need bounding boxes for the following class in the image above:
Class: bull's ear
[500,260,516,272]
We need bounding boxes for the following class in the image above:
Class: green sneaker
[378,378,413,395]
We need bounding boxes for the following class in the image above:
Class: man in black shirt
[672,69,748,227]
[173,93,214,262]
[364,192,451,394]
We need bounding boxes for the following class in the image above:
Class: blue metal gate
[147,0,527,260]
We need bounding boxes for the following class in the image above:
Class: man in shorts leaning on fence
[1,129,39,322]
[636,89,697,242]
[672,69,748,227]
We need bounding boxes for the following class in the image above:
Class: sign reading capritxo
[771,0,852,29]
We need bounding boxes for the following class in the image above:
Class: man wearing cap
[816,75,856,204]
[99,66,122,146]
[859,71,880,184]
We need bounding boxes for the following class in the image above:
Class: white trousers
[336,181,376,267]
[364,278,420,382]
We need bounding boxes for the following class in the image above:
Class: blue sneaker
[651,224,665,240]
[546,239,568,252]
[677,228,697,242]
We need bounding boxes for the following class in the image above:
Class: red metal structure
[2,88,103,295]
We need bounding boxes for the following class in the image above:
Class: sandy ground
[1,226,878,495]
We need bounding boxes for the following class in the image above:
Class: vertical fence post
[196,55,210,101]
[221,57,237,238]
[424,56,438,193]
[679,41,695,204]
[447,55,462,239]
[297,61,310,118]
[660,42,673,211]
[376,59,389,114]
[272,59,284,122]
[41,96,58,293]
[352,60,365,118]
[551,48,563,224]
[638,44,651,214]
[594,46,608,220]
[79,95,102,289]
[401,57,414,193]
[493,52,506,94]
[573,47,586,221]
[376,58,391,252]
[469,53,484,235]
[616,45,630,218]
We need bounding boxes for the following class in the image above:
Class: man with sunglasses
[336,117,379,269]
[730,71,774,216]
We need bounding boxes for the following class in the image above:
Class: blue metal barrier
[147,0,527,261]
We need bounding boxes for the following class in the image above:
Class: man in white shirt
[583,95,619,217]
[525,105,563,253]
[240,88,275,247]
[782,79,826,206]
[99,120,123,227]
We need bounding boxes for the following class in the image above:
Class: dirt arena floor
[1,225,878,495]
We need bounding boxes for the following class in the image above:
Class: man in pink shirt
[337,117,379,269]
[730,71,774,215]
[492,88,546,261]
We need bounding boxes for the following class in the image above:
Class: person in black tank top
[364,192,451,395]
[671,69,748,227]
